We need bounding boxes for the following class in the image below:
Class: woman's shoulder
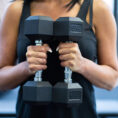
[93,0,114,27]
[1,0,24,24]
[7,0,23,12]
[93,0,111,14]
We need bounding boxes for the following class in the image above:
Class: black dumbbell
[23,16,53,105]
[53,17,83,106]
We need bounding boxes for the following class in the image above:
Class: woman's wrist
[76,57,88,75]
[20,61,34,77]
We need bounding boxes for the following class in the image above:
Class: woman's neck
[31,0,72,13]
[31,0,80,20]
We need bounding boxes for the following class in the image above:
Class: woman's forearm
[0,61,31,91]
[79,58,118,90]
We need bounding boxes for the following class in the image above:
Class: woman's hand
[58,42,85,73]
[26,44,51,75]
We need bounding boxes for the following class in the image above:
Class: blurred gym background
[0,0,118,118]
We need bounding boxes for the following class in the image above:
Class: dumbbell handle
[64,67,72,83]
[64,41,72,84]
[34,40,43,82]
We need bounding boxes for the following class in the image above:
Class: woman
[0,0,118,118]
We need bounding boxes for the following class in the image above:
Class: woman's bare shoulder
[8,0,23,11]
[1,0,24,23]
[93,0,114,27]
[93,0,110,12]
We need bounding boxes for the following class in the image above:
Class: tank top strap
[77,0,93,26]
[19,2,30,34]
[78,0,90,20]
[89,0,93,26]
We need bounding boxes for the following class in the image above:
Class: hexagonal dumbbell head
[23,81,52,104]
[53,82,82,106]
[54,17,84,42]
[24,16,53,43]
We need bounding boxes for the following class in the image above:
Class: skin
[0,0,118,91]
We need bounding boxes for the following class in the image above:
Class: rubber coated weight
[23,16,53,104]
[53,17,83,106]
[53,83,82,104]
[24,16,53,43]
[54,17,84,42]
[23,81,52,104]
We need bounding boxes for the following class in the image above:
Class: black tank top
[16,0,98,118]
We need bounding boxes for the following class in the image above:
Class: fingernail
[48,49,52,53]
[56,47,59,51]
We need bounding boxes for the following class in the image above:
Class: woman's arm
[58,0,118,90]
[88,0,118,89]
[0,1,31,91]
[0,1,50,91]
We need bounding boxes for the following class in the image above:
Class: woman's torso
[16,0,98,118]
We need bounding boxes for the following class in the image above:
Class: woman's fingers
[60,60,75,68]
[26,51,47,59]
[27,45,46,52]
[58,42,78,49]
[59,48,78,55]
[27,44,52,53]
[26,44,51,73]
[27,57,47,65]
[29,64,47,72]
[43,44,52,53]
[58,42,84,72]
[59,53,76,61]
